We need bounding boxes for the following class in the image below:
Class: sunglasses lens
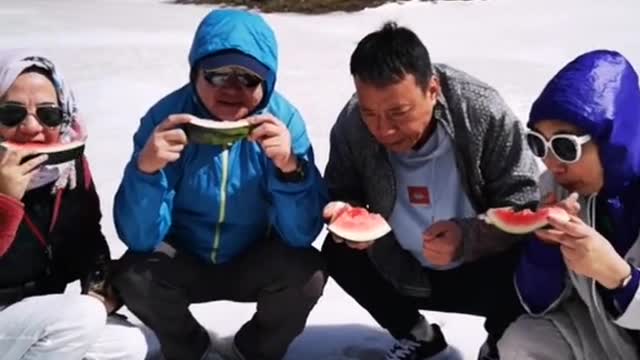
[0,105,27,127]
[552,137,579,162]
[526,133,546,158]
[36,107,64,127]
[204,72,228,87]
[204,70,262,88]
[237,74,262,88]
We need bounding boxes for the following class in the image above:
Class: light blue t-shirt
[388,125,476,269]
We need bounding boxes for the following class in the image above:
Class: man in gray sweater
[322,22,539,360]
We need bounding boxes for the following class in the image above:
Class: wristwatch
[277,157,307,183]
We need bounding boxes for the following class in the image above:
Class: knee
[111,255,157,306]
[301,269,327,302]
[497,317,532,359]
[116,326,152,360]
[292,250,328,302]
[68,295,108,343]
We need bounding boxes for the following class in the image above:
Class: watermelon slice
[327,207,392,242]
[483,206,570,234]
[184,118,253,146]
[0,140,85,165]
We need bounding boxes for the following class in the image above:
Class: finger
[332,234,345,244]
[166,144,186,153]
[534,229,578,248]
[260,136,283,150]
[156,114,196,132]
[161,129,188,145]
[547,214,589,237]
[19,154,48,174]
[346,241,372,250]
[1,149,22,166]
[245,114,281,127]
[249,123,281,142]
[423,221,453,238]
[158,150,181,163]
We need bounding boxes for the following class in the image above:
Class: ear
[427,76,440,101]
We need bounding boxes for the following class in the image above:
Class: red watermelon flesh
[0,140,85,165]
[327,207,392,242]
[484,206,570,234]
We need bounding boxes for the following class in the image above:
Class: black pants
[322,239,523,342]
[112,238,327,360]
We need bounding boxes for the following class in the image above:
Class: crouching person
[0,50,151,360]
[110,9,328,360]
[499,50,640,360]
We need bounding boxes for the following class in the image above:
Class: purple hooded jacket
[517,50,640,315]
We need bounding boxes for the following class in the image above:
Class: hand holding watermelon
[536,214,632,290]
[246,114,297,173]
[422,220,463,266]
[0,148,48,200]
[542,192,580,216]
[323,201,391,250]
[138,114,192,174]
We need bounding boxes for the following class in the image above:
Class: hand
[247,114,296,172]
[535,214,631,289]
[423,220,463,266]
[542,192,580,216]
[0,149,48,200]
[137,114,192,174]
[323,201,373,250]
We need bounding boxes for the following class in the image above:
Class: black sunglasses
[0,103,64,128]
[526,130,591,164]
[203,69,263,89]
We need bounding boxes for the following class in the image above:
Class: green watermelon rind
[184,118,253,146]
[0,141,85,166]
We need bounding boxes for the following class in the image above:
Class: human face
[355,73,439,153]
[0,72,61,144]
[530,119,603,195]
[195,66,264,121]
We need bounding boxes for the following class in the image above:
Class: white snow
[2,0,639,358]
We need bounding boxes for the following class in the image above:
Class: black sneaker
[384,324,450,360]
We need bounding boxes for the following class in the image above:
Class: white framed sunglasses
[526,130,591,164]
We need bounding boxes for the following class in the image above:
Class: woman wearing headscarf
[498,50,640,359]
[0,50,152,360]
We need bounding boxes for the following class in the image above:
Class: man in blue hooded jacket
[111,9,328,360]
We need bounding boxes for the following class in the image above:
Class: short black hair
[350,21,433,89]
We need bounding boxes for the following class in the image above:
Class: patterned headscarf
[0,49,86,193]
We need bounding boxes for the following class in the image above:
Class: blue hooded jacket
[113,9,328,263]
[517,50,640,314]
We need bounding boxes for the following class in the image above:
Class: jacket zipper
[211,147,230,263]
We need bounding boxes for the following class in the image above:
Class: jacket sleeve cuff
[0,193,25,256]
[600,266,640,318]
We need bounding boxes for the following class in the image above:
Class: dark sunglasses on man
[526,130,591,164]
[0,103,65,128]
[203,66,263,89]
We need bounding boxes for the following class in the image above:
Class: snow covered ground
[1,0,639,358]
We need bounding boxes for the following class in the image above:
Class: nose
[374,115,396,137]
[544,152,567,175]
[19,113,44,135]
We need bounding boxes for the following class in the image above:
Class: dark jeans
[322,239,524,342]
[112,238,327,360]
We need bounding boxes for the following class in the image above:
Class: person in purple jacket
[498,50,640,359]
